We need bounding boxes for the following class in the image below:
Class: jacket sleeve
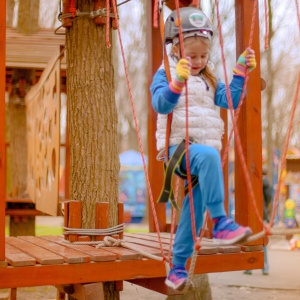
[215,75,245,109]
[150,69,181,115]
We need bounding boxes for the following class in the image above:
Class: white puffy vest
[156,57,224,151]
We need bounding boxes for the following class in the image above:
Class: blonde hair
[172,36,218,90]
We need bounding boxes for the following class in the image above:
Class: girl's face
[174,37,210,76]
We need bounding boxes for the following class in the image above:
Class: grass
[5,225,63,236]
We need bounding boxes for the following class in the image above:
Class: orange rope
[69,0,76,18]
[174,0,198,245]
[111,0,167,262]
[153,0,159,28]
[215,0,265,226]
[264,0,269,50]
[106,0,111,48]
[269,73,300,227]
[269,1,300,227]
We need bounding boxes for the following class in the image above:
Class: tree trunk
[66,1,119,299]
[17,0,39,35]
[8,69,35,236]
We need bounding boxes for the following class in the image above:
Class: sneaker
[212,217,252,245]
[244,270,253,275]
[165,266,188,290]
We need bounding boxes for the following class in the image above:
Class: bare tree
[66,1,119,299]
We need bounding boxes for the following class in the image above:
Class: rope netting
[57,0,300,290]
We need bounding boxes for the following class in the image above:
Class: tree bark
[66,1,119,299]
[8,69,35,236]
[17,0,39,35]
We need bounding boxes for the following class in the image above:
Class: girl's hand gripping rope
[233,48,257,77]
[169,58,191,94]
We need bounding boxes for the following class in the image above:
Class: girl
[150,7,256,291]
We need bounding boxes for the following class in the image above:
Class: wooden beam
[0,251,263,289]
[147,0,166,232]
[0,0,6,262]
[234,0,263,243]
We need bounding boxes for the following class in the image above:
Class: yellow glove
[169,58,191,94]
[233,48,257,77]
[175,58,191,82]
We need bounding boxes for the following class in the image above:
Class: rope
[111,0,168,264]
[264,0,269,50]
[215,0,265,228]
[63,223,124,236]
[106,0,111,48]
[69,0,76,18]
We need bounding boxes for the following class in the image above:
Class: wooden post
[234,0,263,245]
[147,0,167,233]
[95,202,109,241]
[68,201,82,242]
[0,0,6,263]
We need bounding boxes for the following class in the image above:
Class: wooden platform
[0,232,264,292]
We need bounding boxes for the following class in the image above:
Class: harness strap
[157,138,198,210]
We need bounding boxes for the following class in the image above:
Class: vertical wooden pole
[0,0,6,262]
[147,0,166,232]
[234,0,263,244]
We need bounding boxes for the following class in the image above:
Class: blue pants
[168,143,227,267]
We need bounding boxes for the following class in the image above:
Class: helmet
[164,7,213,45]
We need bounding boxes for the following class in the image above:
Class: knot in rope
[103,236,123,247]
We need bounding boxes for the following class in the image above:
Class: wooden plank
[0,0,6,262]
[40,235,118,262]
[217,245,241,254]
[123,242,163,257]
[5,237,64,265]
[125,233,173,244]
[5,244,36,267]
[98,247,143,261]
[0,251,264,289]
[18,236,90,264]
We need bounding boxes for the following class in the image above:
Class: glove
[233,48,256,77]
[169,58,191,94]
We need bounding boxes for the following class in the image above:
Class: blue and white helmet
[164,7,213,45]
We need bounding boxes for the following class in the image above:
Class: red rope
[264,0,269,50]
[153,0,159,28]
[105,0,111,48]
[269,2,300,227]
[215,0,265,226]
[69,0,76,18]
[269,73,300,227]
[174,0,198,245]
[110,0,167,261]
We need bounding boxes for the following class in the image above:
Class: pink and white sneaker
[213,217,252,245]
[165,266,188,290]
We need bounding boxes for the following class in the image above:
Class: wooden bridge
[0,0,264,299]
[1,232,263,296]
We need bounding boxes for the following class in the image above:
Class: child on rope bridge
[150,7,257,290]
